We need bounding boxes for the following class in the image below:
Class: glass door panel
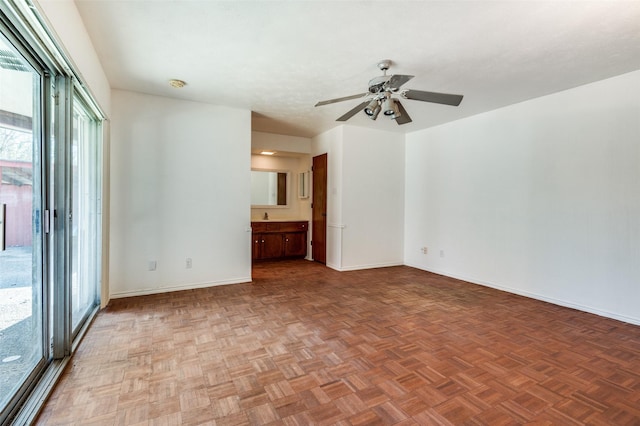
[70,101,99,332]
[0,34,44,416]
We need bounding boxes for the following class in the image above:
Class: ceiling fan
[315,59,463,125]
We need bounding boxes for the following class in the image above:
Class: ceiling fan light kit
[364,99,381,120]
[383,97,400,118]
[315,59,463,125]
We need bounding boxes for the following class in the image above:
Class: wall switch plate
[148,260,157,271]
[440,250,445,258]
[421,247,428,254]
[186,258,192,269]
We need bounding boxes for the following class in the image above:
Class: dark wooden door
[312,154,327,264]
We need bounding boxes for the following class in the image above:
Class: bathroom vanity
[251,220,308,261]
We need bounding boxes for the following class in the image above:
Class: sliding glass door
[0,32,46,419]
[1,4,104,419]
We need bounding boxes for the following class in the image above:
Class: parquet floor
[37,260,640,425]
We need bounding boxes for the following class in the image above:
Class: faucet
[263,212,269,220]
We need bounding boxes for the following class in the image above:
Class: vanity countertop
[251,219,308,223]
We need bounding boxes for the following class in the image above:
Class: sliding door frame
[52,74,72,359]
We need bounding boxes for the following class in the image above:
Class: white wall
[312,125,405,271]
[252,131,311,154]
[405,70,640,325]
[109,90,252,298]
[341,126,405,270]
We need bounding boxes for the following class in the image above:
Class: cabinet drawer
[251,221,307,233]
[251,222,268,232]
[278,222,307,232]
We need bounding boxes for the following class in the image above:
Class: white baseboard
[405,262,640,326]
[109,276,251,299]
[329,261,404,272]
[326,262,341,271]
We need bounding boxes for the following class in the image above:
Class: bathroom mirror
[251,170,288,206]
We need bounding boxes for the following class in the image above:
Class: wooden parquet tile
[36,260,640,425]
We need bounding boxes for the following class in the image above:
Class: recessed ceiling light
[169,79,186,88]
[260,151,275,156]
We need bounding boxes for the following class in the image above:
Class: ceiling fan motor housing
[368,75,391,94]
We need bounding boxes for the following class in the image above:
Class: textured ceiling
[73,1,640,138]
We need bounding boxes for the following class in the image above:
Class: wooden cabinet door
[261,233,284,259]
[252,234,263,260]
[284,232,306,257]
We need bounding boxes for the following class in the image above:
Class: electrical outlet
[421,247,428,254]
[186,258,192,269]
[148,260,157,271]
[440,250,445,258]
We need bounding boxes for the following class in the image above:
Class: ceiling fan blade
[387,74,414,89]
[315,93,368,107]
[336,102,368,122]
[402,89,463,106]
[394,100,412,125]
